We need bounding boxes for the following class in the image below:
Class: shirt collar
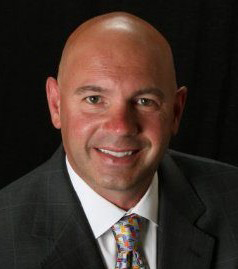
[66,156,158,239]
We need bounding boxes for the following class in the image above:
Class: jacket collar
[39,204,105,269]
[157,152,215,269]
[30,146,105,269]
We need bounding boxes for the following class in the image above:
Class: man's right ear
[46,77,61,129]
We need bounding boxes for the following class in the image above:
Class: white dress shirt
[66,157,158,269]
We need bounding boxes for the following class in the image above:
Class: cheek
[61,106,102,144]
[141,110,173,147]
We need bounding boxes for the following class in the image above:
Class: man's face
[47,35,185,199]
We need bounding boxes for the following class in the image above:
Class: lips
[97,148,134,157]
[96,148,139,158]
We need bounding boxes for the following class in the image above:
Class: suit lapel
[40,206,105,269]
[30,146,105,269]
[157,153,215,269]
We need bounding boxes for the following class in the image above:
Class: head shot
[46,12,187,208]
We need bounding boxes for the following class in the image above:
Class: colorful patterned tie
[112,214,146,269]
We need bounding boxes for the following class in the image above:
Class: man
[0,12,238,269]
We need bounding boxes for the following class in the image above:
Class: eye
[137,98,154,106]
[134,97,161,111]
[85,96,102,104]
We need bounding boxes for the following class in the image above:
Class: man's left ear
[171,86,187,135]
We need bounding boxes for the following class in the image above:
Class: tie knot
[112,214,142,252]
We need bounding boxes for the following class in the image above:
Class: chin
[95,173,145,192]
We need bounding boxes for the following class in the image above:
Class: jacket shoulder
[0,146,66,207]
[0,146,79,268]
[166,150,238,209]
[167,149,238,179]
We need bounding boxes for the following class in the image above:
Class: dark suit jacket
[1,146,238,269]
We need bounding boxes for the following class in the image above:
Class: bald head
[46,12,187,208]
[57,12,177,93]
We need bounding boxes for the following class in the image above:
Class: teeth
[98,148,134,157]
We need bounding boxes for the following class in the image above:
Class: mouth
[95,148,139,158]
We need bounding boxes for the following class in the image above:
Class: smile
[97,148,135,158]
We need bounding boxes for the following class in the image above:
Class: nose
[102,105,140,136]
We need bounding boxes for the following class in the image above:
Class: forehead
[61,39,166,88]
[58,26,177,96]
[67,57,159,97]
[77,47,158,76]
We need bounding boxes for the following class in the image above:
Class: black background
[1,0,238,189]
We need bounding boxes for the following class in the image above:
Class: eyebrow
[133,87,165,100]
[75,85,107,95]
[74,85,165,99]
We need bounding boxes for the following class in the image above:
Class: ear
[46,77,61,129]
[171,86,187,135]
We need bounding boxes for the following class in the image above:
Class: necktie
[112,214,146,269]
